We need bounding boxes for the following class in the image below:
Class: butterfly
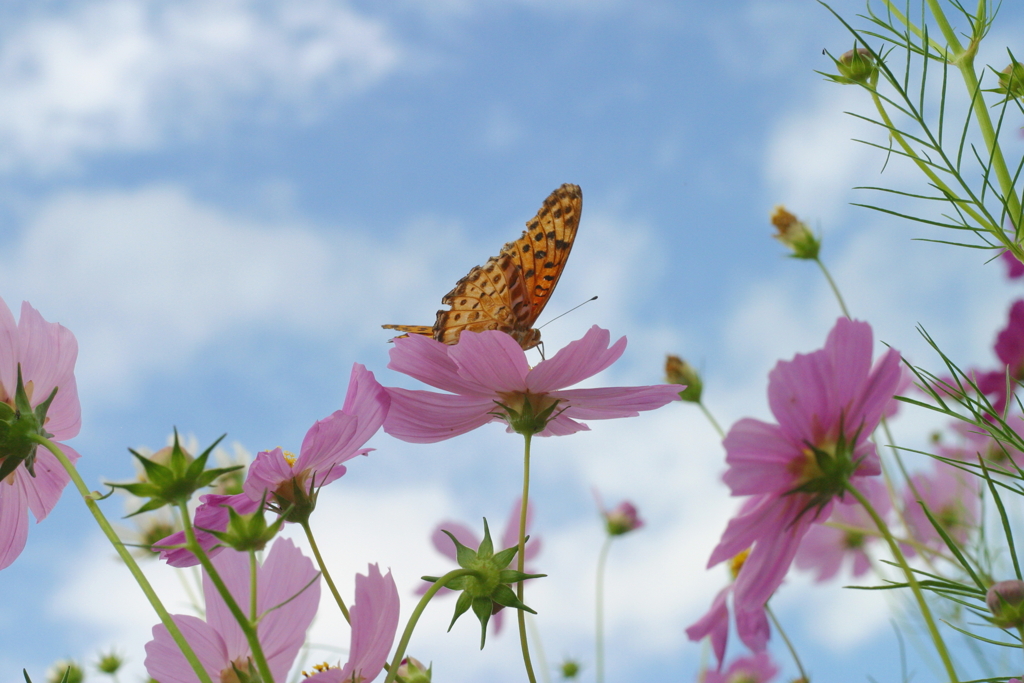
[383,183,582,350]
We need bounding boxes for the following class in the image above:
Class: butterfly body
[384,183,582,350]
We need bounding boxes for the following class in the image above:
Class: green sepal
[108,431,240,514]
[440,529,478,569]
[448,591,474,632]
[490,584,536,614]
[204,494,285,552]
[0,365,58,480]
[494,395,563,437]
[471,596,494,649]
[491,543,520,569]
[498,569,546,584]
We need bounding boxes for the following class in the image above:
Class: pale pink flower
[700,652,779,683]
[705,318,901,638]
[902,462,979,552]
[0,299,80,570]
[421,498,540,635]
[795,477,891,582]
[144,537,320,683]
[383,326,681,443]
[1003,250,1024,279]
[155,364,388,567]
[594,490,644,536]
[306,564,400,683]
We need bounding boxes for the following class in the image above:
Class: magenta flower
[383,326,681,443]
[795,477,891,582]
[0,299,81,570]
[902,462,979,552]
[155,364,389,566]
[306,564,400,683]
[700,652,779,683]
[594,490,644,536]
[705,318,901,639]
[971,299,1024,415]
[144,537,320,683]
[421,497,540,635]
[1003,250,1024,279]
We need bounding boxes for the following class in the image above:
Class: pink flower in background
[1002,250,1024,279]
[902,462,980,552]
[154,364,388,566]
[706,318,901,636]
[700,652,779,683]
[795,477,891,582]
[972,299,1024,415]
[144,537,320,683]
[383,326,681,443]
[594,490,644,536]
[421,498,540,635]
[0,299,81,570]
[307,564,400,683]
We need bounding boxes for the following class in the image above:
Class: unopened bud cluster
[770,206,820,260]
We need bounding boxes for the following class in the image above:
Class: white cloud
[0,0,401,171]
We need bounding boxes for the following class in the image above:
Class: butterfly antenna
[537,296,598,331]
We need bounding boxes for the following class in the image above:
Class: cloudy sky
[1,1,1023,681]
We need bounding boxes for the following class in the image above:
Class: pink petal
[685,586,730,666]
[340,364,391,449]
[537,413,590,436]
[17,301,81,440]
[296,412,361,480]
[447,330,531,393]
[158,493,257,568]
[20,443,75,521]
[550,384,681,419]
[526,326,626,393]
[338,564,400,683]
[735,606,771,654]
[144,615,228,683]
[204,548,251,661]
[0,297,18,399]
[383,387,496,443]
[254,538,321,681]
[388,334,495,397]
[0,475,29,570]
[721,419,799,496]
[244,448,299,500]
[846,348,903,434]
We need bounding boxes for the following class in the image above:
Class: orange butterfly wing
[383,184,582,350]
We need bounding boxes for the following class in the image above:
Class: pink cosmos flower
[144,537,320,683]
[700,652,779,683]
[383,326,681,443]
[0,299,81,570]
[971,299,1024,415]
[421,497,540,635]
[795,477,891,582]
[902,462,979,552]
[594,490,644,536]
[306,564,401,683]
[155,363,389,567]
[704,318,901,643]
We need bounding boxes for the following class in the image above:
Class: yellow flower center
[282,449,298,467]
[729,548,751,579]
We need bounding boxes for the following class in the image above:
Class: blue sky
[1,0,1024,681]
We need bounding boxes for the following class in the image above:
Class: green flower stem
[765,604,808,682]
[382,568,476,683]
[698,401,725,440]
[249,551,258,620]
[846,483,960,682]
[32,435,214,683]
[878,0,948,54]
[815,257,852,319]
[301,520,351,623]
[518,432,539,683]
[595,535,612,683]
[526,615,551,683]
[177,501,275,683]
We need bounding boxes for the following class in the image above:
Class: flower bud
[836,47,877,84]
[987,580,1024,628]
[0,365,58,482]
[46,660,84,683]
[603,500,644,536]
[560,659,581,679]
[95,650,125,675]
[396,657,432,683]
[770,206,820,260]
[995,61,1024,100]
[665,355,701,402]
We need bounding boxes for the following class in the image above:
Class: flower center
[790,443,833,484]
[494,391,561,436]
[281,449,297,467]
[220,658,252,683]
[729,548,750,579]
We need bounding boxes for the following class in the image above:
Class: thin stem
[815,256,852,319]
[765,604,808,682]
[301,520,350,623]
[32,435,214,683]
[526,615,551,683]
[846,483,960,682]
[698,401,725,440]
[595,535,612,683]
[249,551,258,621]
[382,568,476,683]
[178,502,276,683]
[518,433,539,683]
